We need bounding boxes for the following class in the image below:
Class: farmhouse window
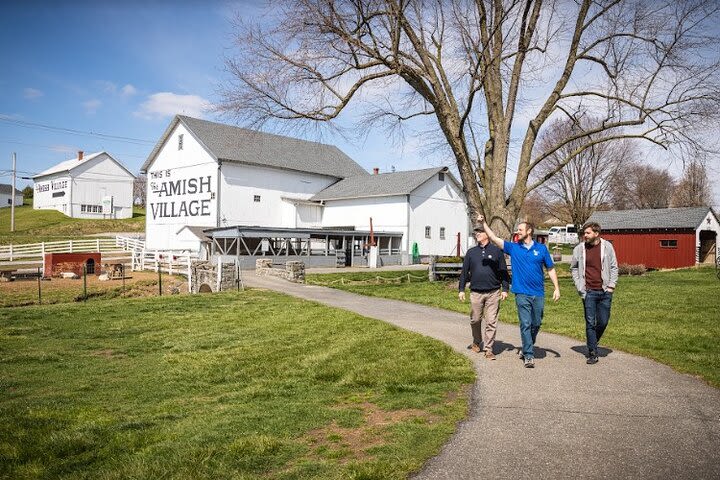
[438,172,445,181]
[425,226,431,238]
[254,195,261,202]
[660,239,678,248]
[440,227,446,239]
[178,134,184,150]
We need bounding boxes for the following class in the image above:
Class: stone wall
[191,261,239,293]
[255,259,305,283]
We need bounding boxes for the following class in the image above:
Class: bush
[435,256,463,263]
[619,263,647,276]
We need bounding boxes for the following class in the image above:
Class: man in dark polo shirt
[571,222,619,364]
[458,226,510,360]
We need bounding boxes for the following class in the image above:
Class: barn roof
[0,184,23,195]
[310,167,457,201]
[142,115,368,179]
[33,152,134,179]
[587,206,715,230]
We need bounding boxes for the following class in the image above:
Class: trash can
[412,242,420,264]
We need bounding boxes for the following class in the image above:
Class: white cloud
[134,92,211,120]
[120,84,137,97]
[83,99,102,114]
[23,88,43,99]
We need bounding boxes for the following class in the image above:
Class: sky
[1,0,718,209]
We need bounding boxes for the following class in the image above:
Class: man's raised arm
[476,214,505,249]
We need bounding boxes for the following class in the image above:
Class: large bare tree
[532,117,632,228]
[219,0,720,236]
[608,163,675,210]
[670,160,711,207]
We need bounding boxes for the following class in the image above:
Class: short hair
[473,225,485,233]
[519,221,535,235]
[582,222,601,233]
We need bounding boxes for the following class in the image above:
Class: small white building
[33,151,135,219]
[141,115,471,261]
[0,184,23,208]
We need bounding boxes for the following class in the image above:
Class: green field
[0,291,474,479]
[0,201,145,245]
[307,267,720,387]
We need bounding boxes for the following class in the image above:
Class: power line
[0,116,156,145]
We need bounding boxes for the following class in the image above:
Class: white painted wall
[0,192,23,208]
[219,162,336,228]
[322,195,410,246]
[33,173,71,215]
[69,153,134,219]
[696,210,720,262]
[410,174,470,256]
[145,123,218,250]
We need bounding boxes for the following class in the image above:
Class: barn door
[699,231,716,263]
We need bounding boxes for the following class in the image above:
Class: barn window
[438,172,445,181]
[425,226,431,238]
[660,239,678,248]
[178,134,184,150]
[440,227,446,239]
[254,195,261,202]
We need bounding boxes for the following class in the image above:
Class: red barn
[586,207,720,269]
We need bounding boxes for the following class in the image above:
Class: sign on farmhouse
[149,169,213,219]
[35,179,67,193]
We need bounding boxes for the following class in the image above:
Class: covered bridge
[586,206,719,269]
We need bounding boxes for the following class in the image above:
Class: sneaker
[484,350,496,360]
[467,343,481,353]
[524,357,535,368]
[586,355,599,365]
[518,349,525,360]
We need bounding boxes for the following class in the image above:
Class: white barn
[141,115,471,261]
[33,151,135,219]
[0,184,23,208]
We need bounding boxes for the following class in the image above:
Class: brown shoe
[469,343,481,353]
[484,350,496,360]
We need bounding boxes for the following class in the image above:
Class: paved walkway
[244,274,720,479]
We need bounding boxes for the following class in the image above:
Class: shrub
[619,263,647,276]
[436,256,463,263]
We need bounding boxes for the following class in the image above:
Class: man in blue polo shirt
[477,214,560,368]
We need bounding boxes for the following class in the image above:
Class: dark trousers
[583,289,613,354]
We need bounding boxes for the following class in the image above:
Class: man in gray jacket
[570,222,619,365]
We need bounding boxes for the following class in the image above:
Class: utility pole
[10,152,16,232]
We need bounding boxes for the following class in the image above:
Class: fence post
[96,239,100,251]
[428,256,436,282]
[158,258,163,296]
[41,242,45,257]
[9,244,12,262]
[83,264,87,301]
[37,267,42,305]
[187,256,192,293]
[70,240,74,253]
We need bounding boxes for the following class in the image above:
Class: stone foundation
[191,261,239,293]
[255,259,305,283]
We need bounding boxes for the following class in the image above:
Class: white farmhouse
[312,167,470,257]
[0,184,23,208]
[33,151,135,219]
[142,115,471,263]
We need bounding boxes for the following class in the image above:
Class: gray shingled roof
[587,206,715,230]
[310,167,451,201]
[141,115,367,179]
[0,184,23,195]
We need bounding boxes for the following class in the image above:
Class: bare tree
[219,0,720,236]
[609,163,675,210]
[532,117,631,228]
[670,160,711,207]
[133,174,147,207]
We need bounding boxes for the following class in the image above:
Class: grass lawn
[0,201,145,245]
[307,266,720,388]
[0,290,474,479]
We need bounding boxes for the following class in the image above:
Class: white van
[548,224,578,244]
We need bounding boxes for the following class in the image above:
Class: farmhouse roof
[587,206,716,230]
[33,152,134,179]
[142,115,368,179]
[0,184,23,195]
[310,167,456,201]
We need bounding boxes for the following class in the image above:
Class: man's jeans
[583,289,613,354]
[515,294,544,359]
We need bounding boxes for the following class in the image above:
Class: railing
[115,235,145,251]
[131,249,199,292]
[0,238,123,262]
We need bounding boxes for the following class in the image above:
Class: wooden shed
[586,207,720,269]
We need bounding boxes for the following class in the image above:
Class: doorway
[699,230,716,263]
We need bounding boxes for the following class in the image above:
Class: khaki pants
[470,289,501,352]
